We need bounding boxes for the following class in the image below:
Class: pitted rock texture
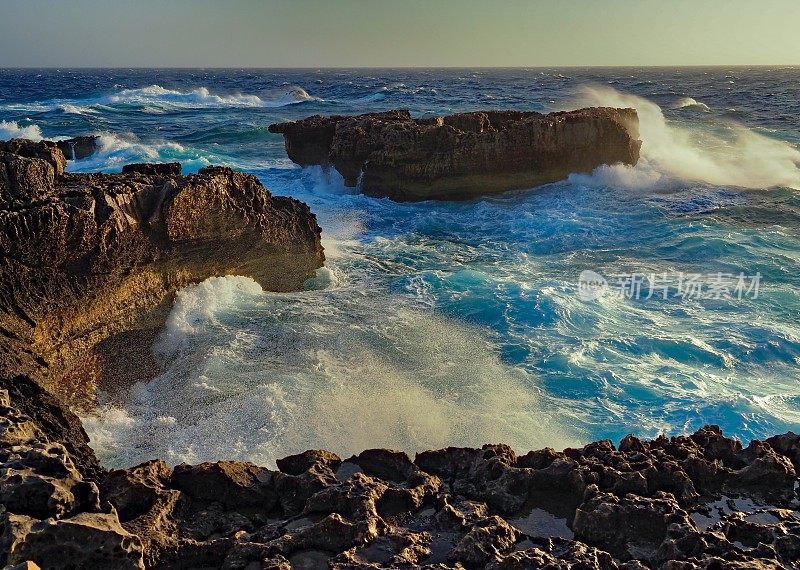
[2,376,800,569]
[0,139,324,406]
[269,108,641,201]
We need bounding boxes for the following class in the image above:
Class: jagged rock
[122,162,181,177]
[55,135,99,161]
[434,496,489,531]
[171,461,277,513]
[0,141,324,405]
[269,107,641,201]
[2,511,145,570]
[449,515,520,566]
[274,458,340,516]
[725,440,796,501]
[573,487,696,561]
[0,441,100,519]
[102,459,181,566]
[276,448,342,476]
[2,372,800,569]
[0,376,102,479]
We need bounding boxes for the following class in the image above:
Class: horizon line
[1,64,798,71]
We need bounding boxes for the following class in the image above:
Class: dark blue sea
[1,68,799,466]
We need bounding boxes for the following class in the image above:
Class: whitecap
[0,120,44,141]
[672,97,711,112]
[65,131,212,174]
[99,84,321,110]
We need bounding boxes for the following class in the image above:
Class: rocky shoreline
[2,131,799,569]
[0,140,324,408]
[269,108,641,201]
[1,374,799,569]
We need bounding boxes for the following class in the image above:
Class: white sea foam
[102,84,320,109]
[66,131,212,173]
[83,275,577,468]
[58,103,99,115]
[0,120,44,141]
[569,85,800,190]
[672,97,711,112]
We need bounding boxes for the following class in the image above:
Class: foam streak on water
[1,68,798,465]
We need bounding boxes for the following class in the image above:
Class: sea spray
[0,120,44,141]
[66,131,213,173]
[83,274,577,468]
[569,85,800,190]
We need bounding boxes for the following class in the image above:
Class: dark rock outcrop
[55,136,99,161]
[3,375,800,569]
[269,108,641,201]
[0,139,324,407]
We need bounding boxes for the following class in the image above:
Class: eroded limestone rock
[269,108,641,201]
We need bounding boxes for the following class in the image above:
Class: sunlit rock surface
[269,108,641,201]
[2,376,800,569]
[0,140,324,407]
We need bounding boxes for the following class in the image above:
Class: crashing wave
[1,84,322,115]
[66,132,212,174]
[672,97,711,112]
[0,120,44,141]
[570,85,800,190]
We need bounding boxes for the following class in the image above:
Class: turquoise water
[1,68,799,466]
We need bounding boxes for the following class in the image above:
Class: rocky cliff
[2,374,799,569]
[0,139,324,408]
[269,108,641,201]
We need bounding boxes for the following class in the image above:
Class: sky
[0,0,797,68]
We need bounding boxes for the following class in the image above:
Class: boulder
[2,511,144,570]
[269,107,641,201]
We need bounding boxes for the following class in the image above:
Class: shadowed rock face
[269,108,641,201]
[0,139,324,407]
[55,136,99,161]
[2,375,800,569]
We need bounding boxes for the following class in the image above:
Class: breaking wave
[84,275,576,468]
[66,132,212,174]
[101,84,320,109]
[0,120,43,141]
[672,97,711,112]
[571,85,800,190]
[0,85,322,116]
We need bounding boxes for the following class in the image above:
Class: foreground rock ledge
[2,376,799,569]
[0,140,324,407]
[269,108,641,201]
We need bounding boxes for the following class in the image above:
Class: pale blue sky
[1,0,797,67]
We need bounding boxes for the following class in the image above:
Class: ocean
[1,67,799,467]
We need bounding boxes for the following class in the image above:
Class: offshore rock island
[269,108,641,201]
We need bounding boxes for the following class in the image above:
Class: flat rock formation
[2,374,799,569]
[0,139,324,408]
[269,108,641,201]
